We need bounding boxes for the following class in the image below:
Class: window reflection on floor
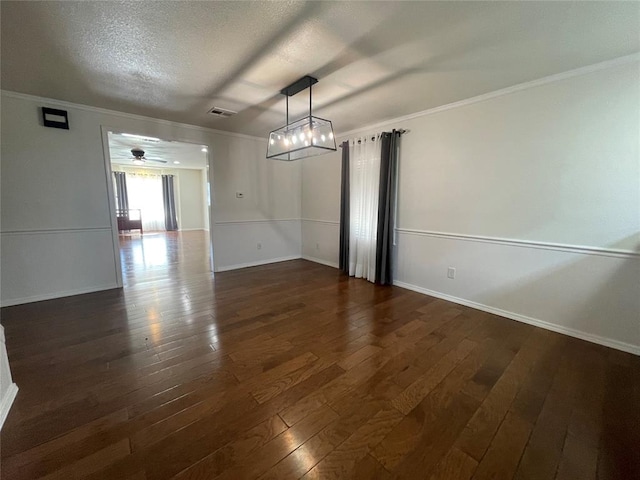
[122,232,173,267]
[118,231,211,287]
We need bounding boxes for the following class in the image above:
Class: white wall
[177,168,206,231]
[301,58,640,354]
[209,132,302,270]
[301,152,342,267]
[0,91,302,306]
[202,168,211,231]
[214,219,302,271]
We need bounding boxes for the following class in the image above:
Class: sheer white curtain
[126,173,165,232]
[349,135,382,281]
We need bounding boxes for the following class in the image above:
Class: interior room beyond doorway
[107,131,211,282]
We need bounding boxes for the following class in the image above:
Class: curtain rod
[339,129,408,147]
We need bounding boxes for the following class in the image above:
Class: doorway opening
[104,130,213,286]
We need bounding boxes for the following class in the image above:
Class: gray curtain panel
[339,141,350,274]
[375,130,401,285]
[162,175,179,231]
[113,171,129,215]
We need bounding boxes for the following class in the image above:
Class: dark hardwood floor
[1,231,638,479]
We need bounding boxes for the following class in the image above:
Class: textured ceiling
[108,132,208,169]
[2,1,639,137]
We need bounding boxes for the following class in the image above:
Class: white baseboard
[1,283,119,308]
[302,255,339,269]
[215,255,302,272]
[393,280,640,356]
[0,383,18,430]
[179,228,207,232]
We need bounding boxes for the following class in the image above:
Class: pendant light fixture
[266,75,336,161]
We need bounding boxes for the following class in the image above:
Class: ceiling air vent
[208,107,237,118]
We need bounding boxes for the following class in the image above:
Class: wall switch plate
[257,242,262,250]
[315,243,320,250]
[236,192,244,198]
[447,267,456,279]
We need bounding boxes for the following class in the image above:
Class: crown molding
[0,90,265,142]
[3,52,638,144]
[336,53,640,139]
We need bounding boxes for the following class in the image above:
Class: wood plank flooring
[1,231,638,479]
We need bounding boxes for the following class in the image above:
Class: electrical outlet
[315,243,320,250]
[257,242,262,250]
[447,267,456,279]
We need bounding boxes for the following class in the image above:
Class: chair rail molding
[395,228,640,259]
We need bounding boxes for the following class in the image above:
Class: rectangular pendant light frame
[267,115,336,161]
[266,75,336,161]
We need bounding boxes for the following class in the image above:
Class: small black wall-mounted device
[42,107,69,130]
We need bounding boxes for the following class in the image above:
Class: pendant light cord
[309,79,313,132]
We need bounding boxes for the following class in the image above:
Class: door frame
[99,125,214,287]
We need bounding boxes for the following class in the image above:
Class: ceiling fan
[128,148,167,165]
